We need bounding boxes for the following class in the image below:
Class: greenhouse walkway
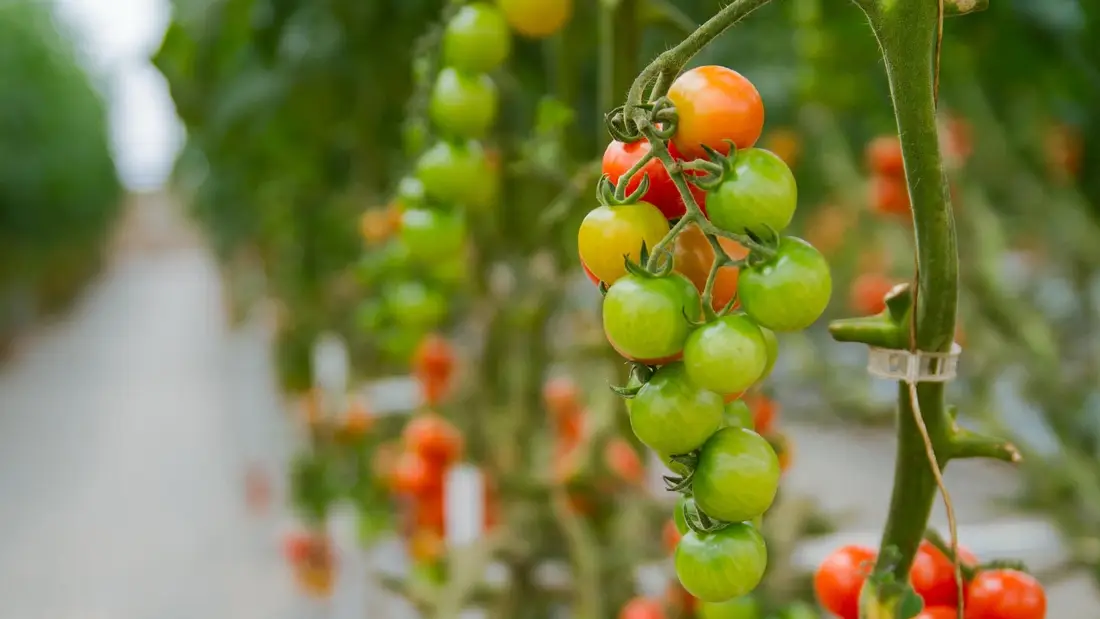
[0,195,1096,617]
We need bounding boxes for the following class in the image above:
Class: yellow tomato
[577,202,669,285]
[497,0,572,39]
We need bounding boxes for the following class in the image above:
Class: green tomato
[675,523,768,602]
[399,208,466,263]
[416,140,493,209]
[602,273,701,363]
[429,255,470,288]
[429,67,498,140]
[759,326,778,381]
[683,314,767,396]
[723,399,754,429]
[673,494,696,535]
[706,148,797,237]
[629,362,723,455]
[778,602,819,619]
[442,3,512,73]
[699,596,762,619]
[739,236,831,332]
[384,281,447,329]
[693,427,780,522]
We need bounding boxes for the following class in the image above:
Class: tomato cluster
[814,543,1047,619]
[282,529,337,598]
[582,66,832,604]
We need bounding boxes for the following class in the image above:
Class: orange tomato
[619,596,666,619]
[360,208,398,245]
[409,528,445,564]
[555,409,585,445]
[869,173,911,217]
[283,531,312,565]
[604,437,644,485]
[668,65,765,160]
[865,135,905,176]
[850,272,897,316]
[415,491,446,534]
[746,392,778,435]
[403,413,464,465]
[391,450,444,496]
[673,223,749,311]
[543,376,580,418]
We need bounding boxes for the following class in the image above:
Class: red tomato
[668,66,764,160]
[543,376,580,418]
[414,334,456,404]
[850,272,897,316]
[866,135,905,176]
[916,607,958,619]
[814,545,877,619]
[556,410,585,444]
[910,540,978,608]
[603,139,705,219]
[391,450,444,496]
[283,531,312,565]
[415,491,446,534]
[966,569,1046,619]
[403,413,464,464]
[746,392,778,435]
[604,437,644,484]
[869,174,911,217]
[619,597,666,619]
[672,223,748,312]
[663,519,682,553]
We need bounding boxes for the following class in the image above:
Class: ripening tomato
[865,135,904,176]
[582,260,601,286]
[409,527,446,564]
[556,409,584,444]
[283,531,312,565]
[403,413,464,464]
[416,140,494,209]
[360,208,398,245]
[675,522,768,602]
[663,519,682,553]
[915,608,958,619]
[814,545,876,619]
[415,491,447,534]
[604,437,644,484]
[668,66,764,160]
[543,375,580,417]
[602,272,701,363]
[692,427,780,522]
[400,208,466,263]
[745,393,777,435]
[910,540,978,608]
[628,362,723,455]
[870,173,911,217]
[430,68,499,140]
[850,272,897,316]
[738,236,832,332]
[673,224,748,311]
[414,334,456,389]
[966,569,1046,619]
[602,139,705,219]
[619,597,665,619]
[706,148,798,237]
[497,0,572,39]
[683,314,768,396]
[391,450,443,496]
[442,3,512,73]
[578,202,670,285]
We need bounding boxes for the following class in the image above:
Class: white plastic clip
[866,342,962,383]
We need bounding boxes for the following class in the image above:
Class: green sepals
[681,499,729,534]
[689,143,735,192]
[609,361,655,398]
[598,172,651,207]
[663,471,695,493]
[976,559,1030,573]
[648,246,675,277]
[604,105,642,142]
[861,547,924,619]
[669,451,699,469]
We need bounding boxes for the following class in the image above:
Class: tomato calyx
[684,142,739,193]
[859,546,926,619]
[609,362,656,398]
[661,450,699,492]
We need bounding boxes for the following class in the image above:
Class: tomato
[910,540,977,608]
[668,66,764,160]
[692,427,780,522]
[744,393,777,435]
[556,409,584,444]
[673,495,694,535]
[723,399,754,429]
[603,139,705,219]
[294,563,335,598]
[602,272,701,363]
[619,597,665,619]
[283,531,312,565]
[497,0,572,39]
[627,362,723,454]
[698,596,761,619]
[706,148,797,237]
[738,236,831,332]
[850,272,896,316]
[384,281,447,329]
[869,173,911,217]
[813,545,876,619]
[400,208,466,263]
[430,68,499,140]
[416,140,494,209]
[675,522,768,602]
[759,327,778,381]
[391,450,442,496]
[543,376,579,416]
[414,334,456,389]
[604,437,645,484]
[682,314,768,396]
[966,569,1046,619]
[409,527,445,564]
[663,519,683,553]
[915,608,958,619]
[865,135,904,176]
[403,413,464,464]
[443,3,511,73]
[578,202,670,284]
[415,491,446,534]
[582,260,601,286]
[673,224,748,311]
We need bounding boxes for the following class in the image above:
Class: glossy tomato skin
[628,362,724,455]
[400,208,466,263]
[683,314,768,396]
[416,140,494,209]
[738,236,832,332]
[497,0,572,39]
[966,569,1046,619]
[429,68,499,140]
[673,224,747,311]
[692,427,780,522]
[603,139,705,219]
[915,608,958,619]
[675,523,768,602]
[578,202,669,284]
[698,596,761,619]
[618,596,665,619]
[723,399,754,429]
[673,495,694,535]
[910,540,978,608]
[442,3,511,73]
[403,413,464,464]
[706,148,797,237]
[813,545,876,619]
[668,66,764,160]
[602,273,701,363]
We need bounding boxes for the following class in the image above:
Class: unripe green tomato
[682,314,768,395]
[429,68,498,140]
[723,399,754,429]
[384,281,447,329]
[759,326,778,381]
[399,208,466,263]
[698,596,761,619]
[443,3,512,73]
[675,523,768,602]
[416,140,494,209]
[738,236,832,332]
[706,148,797,237]
[692,427,780,522]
